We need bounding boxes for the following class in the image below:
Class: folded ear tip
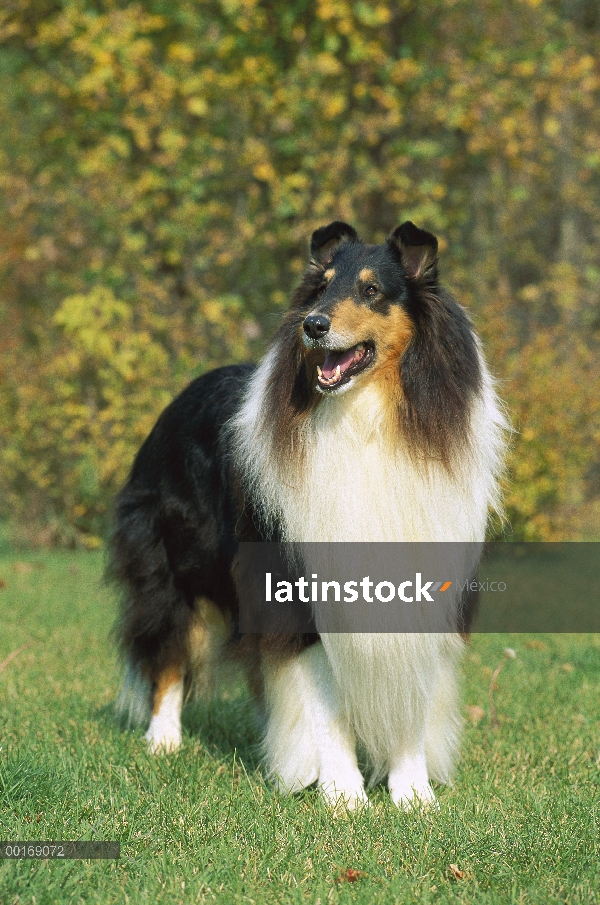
[387,222,439,282]
[310,221,358,249]
[399,220,418,235]
[309,221,359,265]
[391,221,438,249]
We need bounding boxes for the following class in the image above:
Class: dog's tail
[107,484,195,726]
[115,660,152,728]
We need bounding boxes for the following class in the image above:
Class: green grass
[0,550,599,904]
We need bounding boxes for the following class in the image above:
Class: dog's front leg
[388,737,436,810]
[262,642,368,810]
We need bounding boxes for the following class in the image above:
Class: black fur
[309,221,359,267]
[390,222,482,466]
[399,286,482,466]
[109,365,253,677]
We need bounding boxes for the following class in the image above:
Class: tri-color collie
[110,221,506,809]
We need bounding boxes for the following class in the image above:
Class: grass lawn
[0,549,599,904]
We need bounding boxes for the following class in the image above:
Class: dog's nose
[303,314,331,340]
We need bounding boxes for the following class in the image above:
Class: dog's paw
[145,724,182,754]
[389,779,437,811]
[319,775,370,813]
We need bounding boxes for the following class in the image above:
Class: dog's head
[297,221,439,395]
[271,221,482,466]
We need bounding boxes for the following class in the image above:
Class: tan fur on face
[359,268,376,283]
[301,299,413,396]
[328,298,413,376]
[324,268,335,280]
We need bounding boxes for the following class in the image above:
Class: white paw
[389,779,437,811]
[145,723,182,754]
[319,775,370,812]
[389,749,438,811]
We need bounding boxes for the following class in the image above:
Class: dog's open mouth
[316,341,374,391]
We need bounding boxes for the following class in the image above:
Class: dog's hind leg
[145,663,184,753]
[144,599,230,754]
[262,642,368,810]
[186,598,231,700]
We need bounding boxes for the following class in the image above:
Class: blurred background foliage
[0,0,599,547]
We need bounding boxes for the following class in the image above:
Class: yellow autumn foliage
[0,0,598,544]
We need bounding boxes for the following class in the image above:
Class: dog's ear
[388,221,438,285]
[309,221,359,268]
[394,222,481,469]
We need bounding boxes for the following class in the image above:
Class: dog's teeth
[317,366,322,378]
[335,365,341,379]
[356,343,364,351]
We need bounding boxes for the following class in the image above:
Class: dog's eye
[364,284,379,297]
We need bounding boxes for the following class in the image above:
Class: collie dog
[111,220,506,809]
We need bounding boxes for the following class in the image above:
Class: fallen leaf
[0,641,34,674]
[466,705,485,724]
[13,562,34,574]
[562,663,574,672]
[525,639,546,650]
[335,869,367,883]
[0,579,5,589]
[448,864,467,880]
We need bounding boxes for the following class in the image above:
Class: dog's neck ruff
[230,342,506,545]
[231,340,507,781]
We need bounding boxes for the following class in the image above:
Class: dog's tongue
[321,348,357,380]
